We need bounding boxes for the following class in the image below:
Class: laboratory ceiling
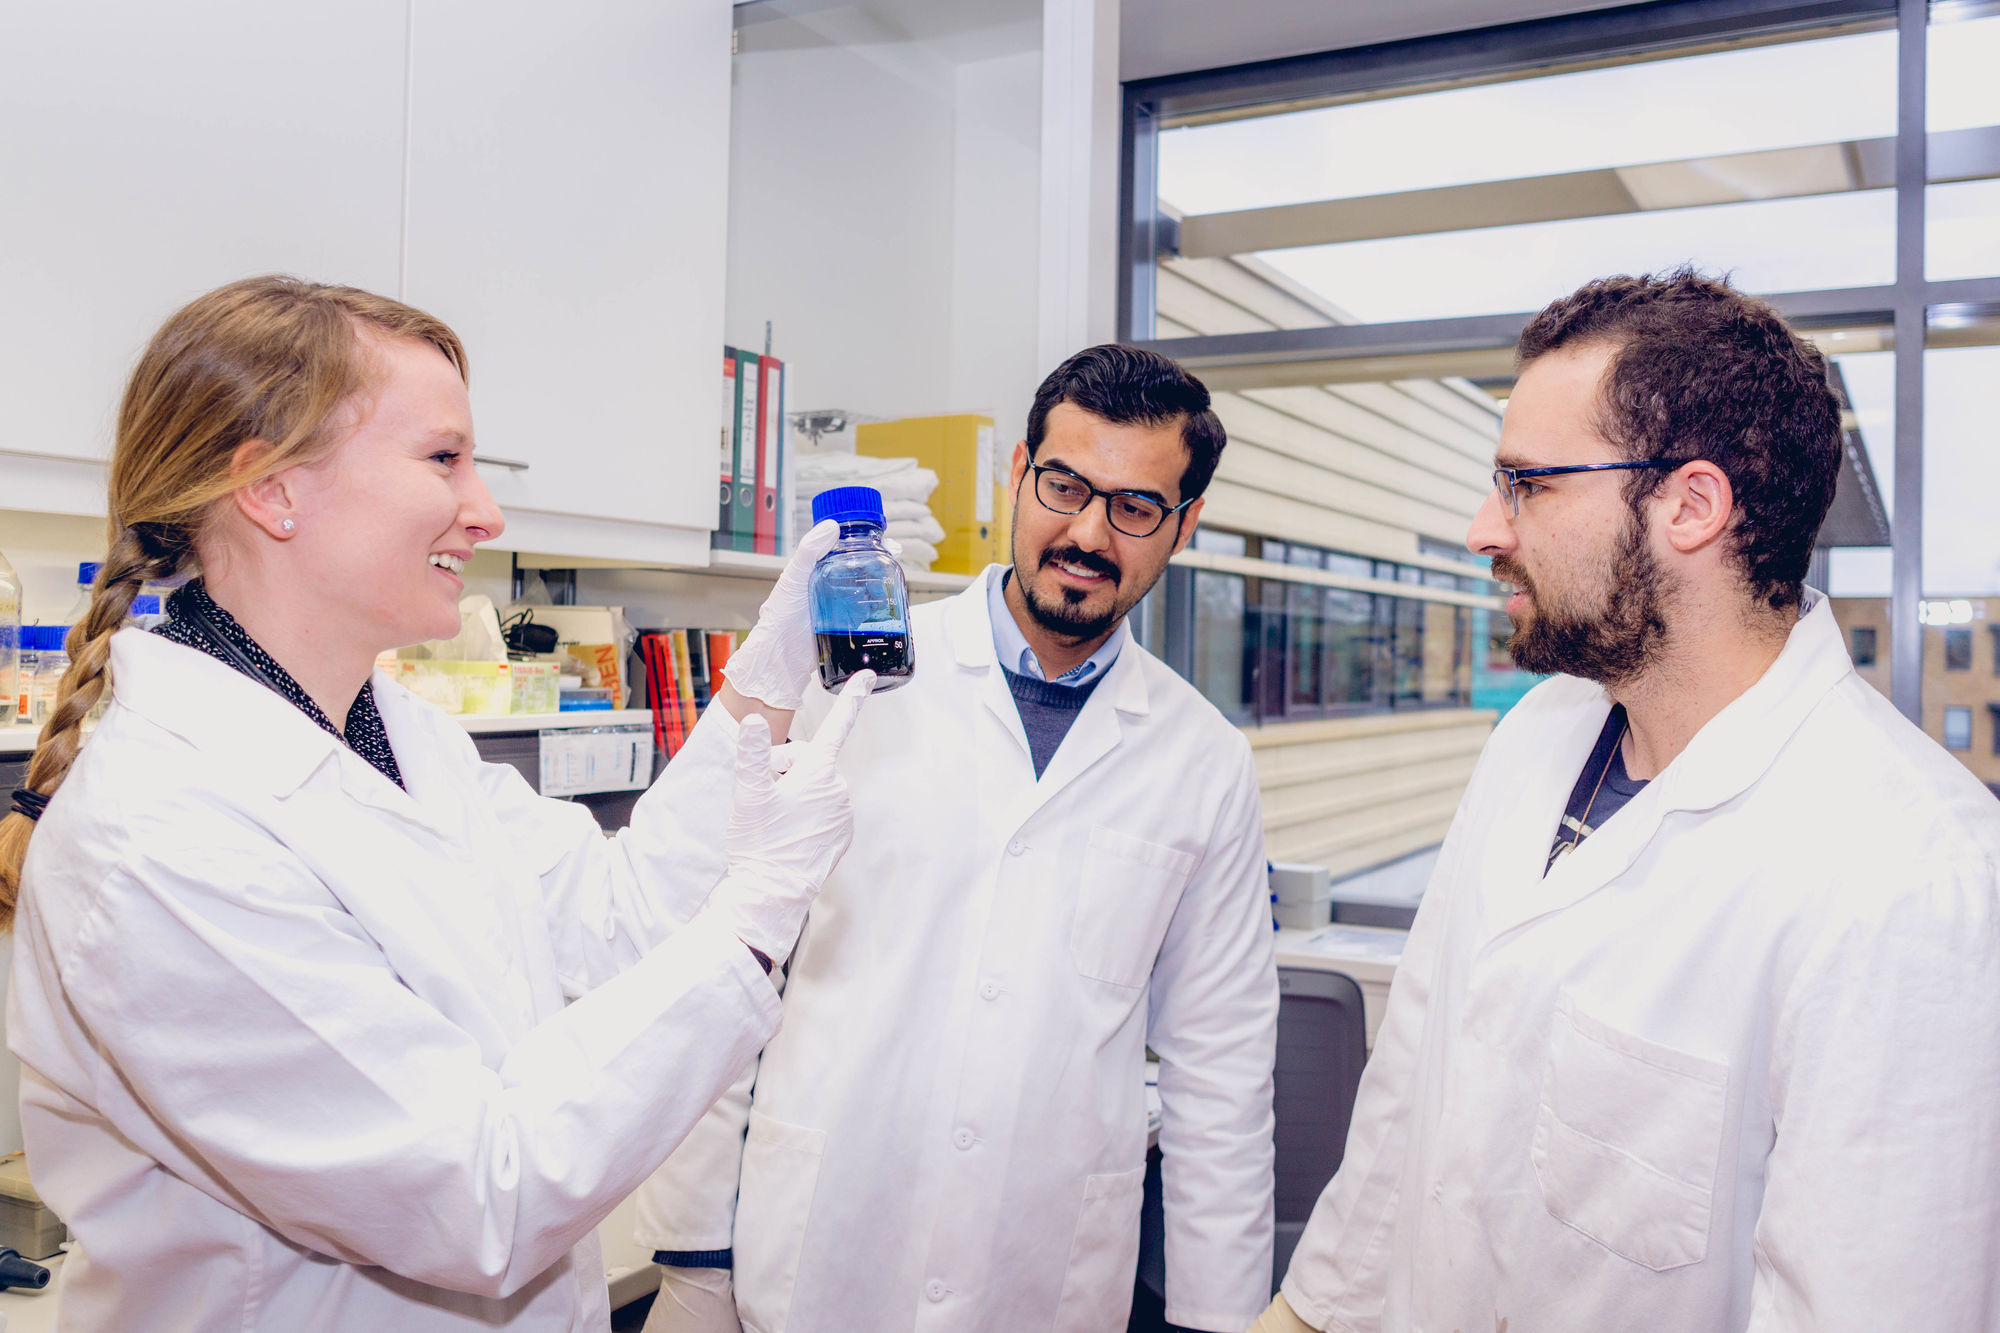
[1121,0,1630,81]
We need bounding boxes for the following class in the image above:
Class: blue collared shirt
[989,566,1124,687]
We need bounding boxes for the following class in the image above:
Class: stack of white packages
[792,452,947,572]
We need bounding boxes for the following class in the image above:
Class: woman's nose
[461,468,507,542]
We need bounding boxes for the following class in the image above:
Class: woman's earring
[281,519,296,533]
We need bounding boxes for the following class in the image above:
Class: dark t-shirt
[1546,703,1648,874]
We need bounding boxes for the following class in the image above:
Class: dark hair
[1025,344,1228,503]
[1515,267,1842,612]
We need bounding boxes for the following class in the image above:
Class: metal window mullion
[1118,92,1160,343]
[1890,0,1926,723]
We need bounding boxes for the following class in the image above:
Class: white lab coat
[6,628,782,1332]
[1281,592,2000,1333]
[635,567,1277,1333]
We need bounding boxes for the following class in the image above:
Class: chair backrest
[1272,966,1368,1290]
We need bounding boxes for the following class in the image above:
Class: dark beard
[1019,546,1124,642]
[1499,513,1671,686]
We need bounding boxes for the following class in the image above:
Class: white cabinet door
[0,1,407,508]
[404,0,730,554]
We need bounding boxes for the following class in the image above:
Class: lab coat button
[953,1128,975,1150]
[980,981,1000,1000]
[1006,839,1026,856]
[925,1279,947,1302]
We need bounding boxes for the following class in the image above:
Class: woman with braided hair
[0,275,872,1331]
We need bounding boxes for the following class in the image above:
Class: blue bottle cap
[130,595,161,617]
[811,486,886,527]
[77,562,101,586]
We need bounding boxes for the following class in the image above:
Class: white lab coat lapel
[944,569,1148,843]
[1479,591,1854,944]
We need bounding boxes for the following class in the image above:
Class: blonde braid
[0,526,184,927]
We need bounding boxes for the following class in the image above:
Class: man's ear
[1169,497,1206,557]
[1658,459,1734,556]
[228,439,300,541]
[1008,440,1030,494]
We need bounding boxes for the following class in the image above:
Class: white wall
[949,49,1044,450]
[724,9,1042,451]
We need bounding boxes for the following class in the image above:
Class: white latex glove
[640,1266,741,1333]
[720,518,841,711]
[706,670,873,965]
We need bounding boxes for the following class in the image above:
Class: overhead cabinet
[0,0,730,563]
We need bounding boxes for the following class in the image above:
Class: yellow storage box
[856,413,1012,575]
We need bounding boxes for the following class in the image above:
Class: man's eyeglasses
[1028,462,1193,539]
[1491,460,1678,518]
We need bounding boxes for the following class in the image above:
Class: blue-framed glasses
[1028,462,1194,538]
[1491,460,1678,517]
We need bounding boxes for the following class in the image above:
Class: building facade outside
[1832,597,2000,796]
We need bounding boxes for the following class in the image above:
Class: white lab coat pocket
[732,1111,829,1333]
[1070,827,1196,988]
[1049,1164,1146,1333]
[1531,993,1729,1272]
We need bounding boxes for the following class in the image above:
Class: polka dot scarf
[155,580,407,791]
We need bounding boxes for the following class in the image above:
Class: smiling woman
[0,275,476,883]
[0,274,869,1332]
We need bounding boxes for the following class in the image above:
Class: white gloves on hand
[639,1266,741,1333]
[720,518,841,711]
[706,670,873,966]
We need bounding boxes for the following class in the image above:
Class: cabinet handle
[474,455,531,472]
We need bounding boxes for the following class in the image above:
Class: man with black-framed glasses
[1259,270,2000,1333]
[638,345,1279,1333]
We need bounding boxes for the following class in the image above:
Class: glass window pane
[1192,570,1247,722]
[1160,31,1895,215]
[1324,590,1377,709]
[1153,26,1899,331]
[1286,580,1323,711]
[1926,12,2000,282]
[1418,601,1465,706]
[1193,527,1248,557]
[1943,706,1973,751]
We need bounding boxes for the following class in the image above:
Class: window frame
[1120,0,2000,725]
[1943,704,1973,751]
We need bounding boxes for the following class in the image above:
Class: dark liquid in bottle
[816,630,913,692]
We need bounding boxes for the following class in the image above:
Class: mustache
[1489,557,1531,596]
[1040,545,1120,585]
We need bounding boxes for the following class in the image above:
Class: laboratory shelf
[458,707,654,734]
[515,545,976,594]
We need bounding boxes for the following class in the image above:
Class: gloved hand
[719,518,841,711]
[705,669,873,965]
[640,1266,741,1333]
